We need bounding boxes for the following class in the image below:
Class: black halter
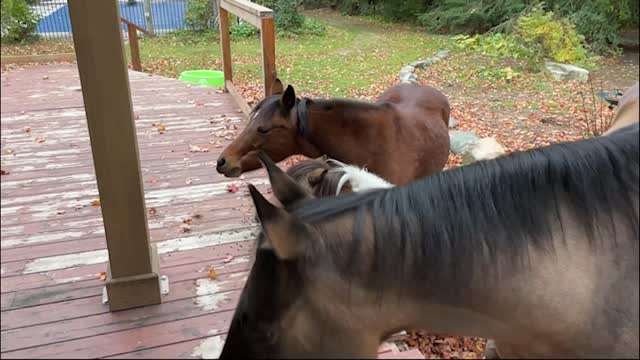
[296,97,310,137]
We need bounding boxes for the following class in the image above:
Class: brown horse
[221,124,639,359]
[216,79,450,185]
[604,81,639,136]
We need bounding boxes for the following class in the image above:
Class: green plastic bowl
[179,70,225,87]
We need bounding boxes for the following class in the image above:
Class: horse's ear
[257,151,311,208]
[281,85,296,110]
[307,168,328,188]
[314,154,328,161]
[271,78,284,95]
[248,184,312,259]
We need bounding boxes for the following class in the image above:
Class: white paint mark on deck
[191,334,226,359]
[22,227,260,274]
[195,279,227,311]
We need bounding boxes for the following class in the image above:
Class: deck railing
[219,0,276,116]
[121,17,149,72]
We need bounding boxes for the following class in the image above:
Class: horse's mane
[292,124,640,289]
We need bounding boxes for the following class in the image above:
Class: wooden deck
[0,64,422,359]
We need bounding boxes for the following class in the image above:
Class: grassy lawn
[134,9,451,97]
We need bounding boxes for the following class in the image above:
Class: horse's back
[605,82,639,135]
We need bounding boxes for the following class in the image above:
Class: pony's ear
[248,184,312,259]
[271,78,284,95]
[281,85,296,110]
[307,168,328,188]
[257,151,311,208]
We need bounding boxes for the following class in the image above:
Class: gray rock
[398,72,417,82]
[435,49,450,59]
[400,79,418,84]
[545,61,589,82]
[448,116,457,129]
[449,130,479,154]
[462,137,506,165]
[400,65,415,73]
[410,60,428,69]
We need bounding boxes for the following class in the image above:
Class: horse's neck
[301,99,391,162]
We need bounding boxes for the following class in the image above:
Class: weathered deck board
[0,64,421,359]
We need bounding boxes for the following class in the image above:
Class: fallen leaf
[180,225,191,233]
[189,144,210,153]
[90,199,101,206]
[183,217,193,225]
[148,207,157,215]
[42,75,49,80]
[208,267,217,280]
[56,210,65,215]
[223,255,234,263]
[227,184,239,193]
[157,123,166,134]
[195,101,205,107]
[0,169,9,175]
[35,136,46,143]
[193,213,202,219]
[23,127,31,134]
[149,178,159,184]
[99,272,106,281]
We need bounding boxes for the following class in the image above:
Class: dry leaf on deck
[99,272,106,281]
[90,199,101,206]
[208,267,217,280]
[35,137,46,143]
[148,207,157,215]
[227,184,239,193]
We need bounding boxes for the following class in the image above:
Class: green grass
[137,11,451,97]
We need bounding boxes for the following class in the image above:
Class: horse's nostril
[217,158,226,167]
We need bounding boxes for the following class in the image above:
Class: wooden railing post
[68,0,163,312]
[127,23,142,72]
[260,16,276,97]
[219,5,233,87]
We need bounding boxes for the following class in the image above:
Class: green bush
[1,0,40,43]
[453,5,591,67]
[418,0,527,34]
[515,5,587,63]
[185,0,216,31]
[230,21,259,38]
[274,0,305,32]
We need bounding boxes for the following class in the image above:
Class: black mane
[291,124,640,289]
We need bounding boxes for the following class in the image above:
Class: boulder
[462,137,506,165]
[449,130,479,154]
[448,116,458,129]
[435,49,450,59]
[410,60,428,69]
[400,65,415,73]
[399,72,417,82]
[545,61,589,82]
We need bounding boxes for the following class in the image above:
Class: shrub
[1,0,40,43]
[274,0,305,32]
[230,21,259,38]
[515,5,587,63]
[185,0,217,31]
[453,5,591,67]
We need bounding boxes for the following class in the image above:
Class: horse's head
[216,79,303,177]
[220,152,380,359]
[284,155,351,197]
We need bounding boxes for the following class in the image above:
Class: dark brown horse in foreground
[221,123,639,359]
[216,79,450,185]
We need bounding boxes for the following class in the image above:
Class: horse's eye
[257,127,271,134]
